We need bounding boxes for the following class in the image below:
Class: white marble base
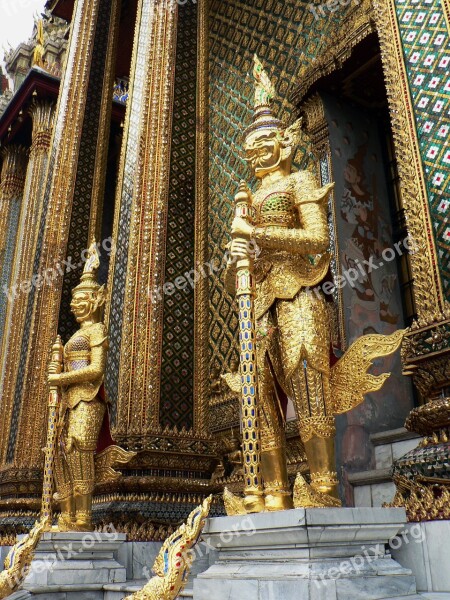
[194,508,421,600]
[19,532,126,597]
[391,522,450,594]
[114,541,162,581]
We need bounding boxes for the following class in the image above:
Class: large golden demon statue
[225,56,404,513]
[47,242,133,531]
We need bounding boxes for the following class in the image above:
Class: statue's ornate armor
[252,171,331,320]
[63,323,107,409]
[248,170,337,503]
[55,324,108,502]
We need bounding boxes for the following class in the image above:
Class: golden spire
[32,19,45,68]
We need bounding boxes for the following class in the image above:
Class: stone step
[349,467,396,507]
[103,581,193,600]
[104,580,146,600]
[194,508,421,600]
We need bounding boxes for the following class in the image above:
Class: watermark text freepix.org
[149,240,259,303]
[307,235,419,299]
[309,0,362,20]
[2,237,115,303]
[314,523,425,587]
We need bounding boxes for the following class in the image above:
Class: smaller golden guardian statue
[225,56,404,513]
[47,242,133,531]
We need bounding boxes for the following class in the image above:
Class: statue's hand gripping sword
[41,335,64,527]
[232,181,265,513]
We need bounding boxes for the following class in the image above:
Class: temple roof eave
[0,68,60,144]
[45,0,75,22]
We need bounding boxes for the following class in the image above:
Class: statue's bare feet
[293,474,341,508]
[224,487,265,515]
[264,492,294,512]
[72,512,93,532]
[243,493,266,514]
[55,514,76,532]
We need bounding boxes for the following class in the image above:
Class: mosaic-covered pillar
[2,0,121,483]
[107,0,210,439]
[100,1,215,534]
[374,0,450,520]
[0,101,54,470]
[0,146,28,343]
[106,0,181,438]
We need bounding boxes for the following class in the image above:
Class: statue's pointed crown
[245,55,285,138]
[74,240,101,293]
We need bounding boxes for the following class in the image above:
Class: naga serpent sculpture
[126,496,213,600]
[0,518,47,599]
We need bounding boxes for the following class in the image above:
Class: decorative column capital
[0,145,28,198]
[29,101,55,154]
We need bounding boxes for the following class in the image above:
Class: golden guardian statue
[47,242,134,531]
[225,56,404,513]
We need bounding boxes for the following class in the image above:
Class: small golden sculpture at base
[125,496,213,600]
[46,242,135,532]
[0,518,47,599]
[387,475,450,521]
[224,55,405,514]
[387,314,450,522]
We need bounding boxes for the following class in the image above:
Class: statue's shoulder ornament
[86,322,109,349]
[290,170,334,207]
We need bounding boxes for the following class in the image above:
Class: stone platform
[17,531,127,599]
[193,507,422,600]
[391,521,450,595]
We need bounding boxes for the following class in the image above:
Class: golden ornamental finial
[125,496,213,599]
[36,19,44,46]
[32,19,45,68]
[0,519,47,598]
[253,54,275,109]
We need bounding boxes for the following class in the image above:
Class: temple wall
[322,95,415,501]
[160,1,198,430]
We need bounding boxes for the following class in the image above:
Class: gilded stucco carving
[373,0,446,319]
